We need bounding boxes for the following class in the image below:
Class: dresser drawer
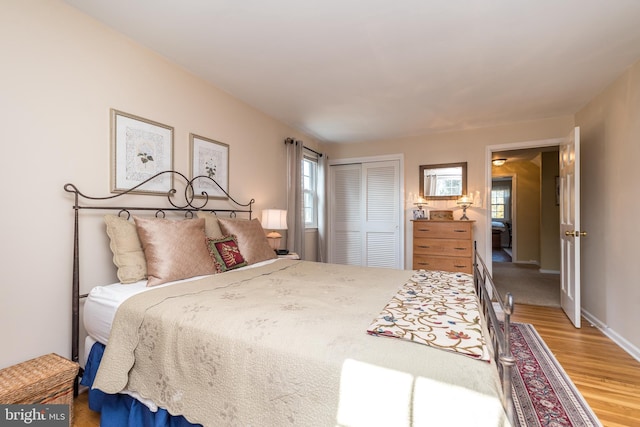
[413,255,473,274]
[413,220,473,239]
[413,238,472,257]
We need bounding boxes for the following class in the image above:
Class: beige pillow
[134,216,217,287]
[195,211,224,239]
[217,218,277,265]
[104,215,147,284]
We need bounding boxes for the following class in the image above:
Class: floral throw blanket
[367,269,490,361]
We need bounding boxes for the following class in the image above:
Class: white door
[330,164,363,266]
[560,126,584,327]
[362,161,401,268]
[329,160,401,268]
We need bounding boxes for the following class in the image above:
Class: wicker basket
[0,353,79,425]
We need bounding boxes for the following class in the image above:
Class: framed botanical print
[189,133,229,199]
[110,109,174,194]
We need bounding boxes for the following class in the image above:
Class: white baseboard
[581,308,640,363]
[539,269,560,275]
[513,260,539,265]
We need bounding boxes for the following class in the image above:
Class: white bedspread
[84,259,278,344]
[93,260,510,427]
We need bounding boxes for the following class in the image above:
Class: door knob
[565,230,587,237]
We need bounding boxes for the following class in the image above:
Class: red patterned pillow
[206,235,248,271]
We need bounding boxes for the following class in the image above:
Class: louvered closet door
[329,160,401,269]
[362,161,400,268]
[329,164,362,265]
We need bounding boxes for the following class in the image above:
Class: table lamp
[262,209,288,251]
[456,195,473,220]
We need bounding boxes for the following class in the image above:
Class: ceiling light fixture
[492,158,507,166]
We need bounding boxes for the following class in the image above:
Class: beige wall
[0,0,316,369]
[493,159,541,264]
[575,58,640,355]
[4,0,637,369]
[540,151,560,272]
[322,116,574,268]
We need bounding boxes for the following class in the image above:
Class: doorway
[490,176,514,263]
[487,141,562,307]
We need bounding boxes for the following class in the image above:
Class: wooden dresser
[412,220,474,273]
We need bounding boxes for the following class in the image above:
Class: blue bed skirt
[81,342,201,427]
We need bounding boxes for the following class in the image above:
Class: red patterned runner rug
[508,322,602,427]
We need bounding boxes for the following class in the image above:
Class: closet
[329,159,402,269]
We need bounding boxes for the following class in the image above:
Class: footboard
[473,242,515,424]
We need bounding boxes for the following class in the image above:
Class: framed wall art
[189,133,229,199]
[110,109,174,194]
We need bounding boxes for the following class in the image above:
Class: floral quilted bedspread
[367,269,490,361]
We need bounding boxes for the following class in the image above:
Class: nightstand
[277,252,300,260]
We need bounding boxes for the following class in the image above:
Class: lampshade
[456,195,473,206]
[262,209,287,250]
[261,209,288,230]
[413,197,427,209]
[492,158,507,166]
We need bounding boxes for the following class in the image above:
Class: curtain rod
[284,137,323,157]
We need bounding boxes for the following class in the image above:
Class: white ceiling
[63,0,640,144]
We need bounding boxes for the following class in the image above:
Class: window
[303,153,318,228]
[436,175,462,196]
[491,189,509,219]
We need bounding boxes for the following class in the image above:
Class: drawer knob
[454,247,466,250]
[453,230,467,233]
[418,245,431,249]
[418,228,430,232]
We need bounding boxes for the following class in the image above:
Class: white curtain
[286,139,305,258]
[425,174,437,196]
[317,153,329,263]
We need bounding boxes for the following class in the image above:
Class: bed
[65,171,515,427]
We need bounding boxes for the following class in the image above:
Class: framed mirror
[419,162,467,200]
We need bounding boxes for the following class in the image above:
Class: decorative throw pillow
[104,214,147,284]
[207,235,247,271]
[217,218,277,265]
[133,216,217,287]
[196,211,224,239]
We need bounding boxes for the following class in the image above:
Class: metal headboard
[64,171,255,395]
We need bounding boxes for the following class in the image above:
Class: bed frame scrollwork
[64,171,255,395]
[473,241,516,424]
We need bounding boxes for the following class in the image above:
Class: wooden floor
[73,304,640,426]
[511,304,640,427]
[73,389,99,426]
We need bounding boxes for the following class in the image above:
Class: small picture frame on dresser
[412,209,426,220]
